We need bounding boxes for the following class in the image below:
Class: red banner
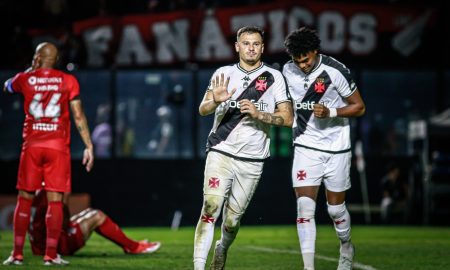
[68,0,438,67]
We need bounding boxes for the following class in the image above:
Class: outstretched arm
[70,98,94,172]
[240,100,294,127]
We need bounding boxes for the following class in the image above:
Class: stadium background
[0,0,449,229]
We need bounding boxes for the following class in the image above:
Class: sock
[193,214,216,265]
[193,195,222,266]
[12,196,33,258]
[296,196,316,269]
[219,223,239,250]
[95,216,139,251]
[327,202,352,248]
[45,201,63,259]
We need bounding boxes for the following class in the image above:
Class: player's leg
[44,191,64,263]
[42,149,70,265]
[323,151,353,270]
[193,152,232,270]
[4,148,42,265]
[292,147,324,270]
[211,159,263,270]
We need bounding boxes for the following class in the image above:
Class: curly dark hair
[236,26,264,41]
[284,27,321,57]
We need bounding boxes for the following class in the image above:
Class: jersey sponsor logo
[297,170,307,180]
[28,76,62,85]
[294,100,315,110]
[242,76,251,88]
[32,123,58,131]
[208,177,220,188]
[34,85,60,91]
[228,99,268,112]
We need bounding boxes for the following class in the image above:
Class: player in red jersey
[29,190,161,257]
[2,42,94,266]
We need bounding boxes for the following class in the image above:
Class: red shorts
[58,222,85,255]
[17,147,71,192]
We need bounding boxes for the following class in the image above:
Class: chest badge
[255,76,267,92]
[314,77,325,93]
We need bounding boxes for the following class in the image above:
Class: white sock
[296,196,316,268]
[327,202,351,244]
[193,218,215,265]
[193,260,206,270]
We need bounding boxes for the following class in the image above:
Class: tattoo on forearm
[77,124,85,132]
[259,112,284,126]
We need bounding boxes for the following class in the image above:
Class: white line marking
[244,246,379,270]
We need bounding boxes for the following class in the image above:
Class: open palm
[212,73,236,103]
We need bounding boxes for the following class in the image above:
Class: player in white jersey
[194,26,293,270]
[283,27,366,270]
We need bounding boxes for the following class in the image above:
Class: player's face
[292,50,318,74]
[235,32,264,66]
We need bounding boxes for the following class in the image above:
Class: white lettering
[288,7,314,32]
[83,25,113,67]
[294,100,316,110]
[116,25,152,65]
[349,14,376,54]
[153,20,190,63]
[32,123,58,131]
[318,11,346,53]
[268,10,286,53]
[195,16,232,60]
[228,99,268,111]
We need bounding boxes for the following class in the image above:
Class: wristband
[329,108,337,118]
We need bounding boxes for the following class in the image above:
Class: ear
[235,41,239,53]
[261,43,264,54]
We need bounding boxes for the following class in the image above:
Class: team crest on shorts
[297,170,307,181]
[208,177,220,188]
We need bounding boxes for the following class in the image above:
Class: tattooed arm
[239,99,293,127]
[70,98,94,172]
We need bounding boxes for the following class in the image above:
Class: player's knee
[95,210,107,225]
[223,208,241,231]
[202,195,223,217]
[297,196,316,218]
[327,202,346,219]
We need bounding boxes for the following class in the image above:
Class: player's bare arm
[70,99,94,172]
[199,73,236,116]
[314,89,365,118]
[240,100,293,127]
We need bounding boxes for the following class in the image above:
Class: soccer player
[3,42,94,266]
[193,26,293,270]
[28,190,161,256]
[283,27,366,270]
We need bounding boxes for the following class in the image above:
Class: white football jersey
[283,54,357,153]
[205,62,290,161]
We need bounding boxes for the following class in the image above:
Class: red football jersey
[9,68,80,152]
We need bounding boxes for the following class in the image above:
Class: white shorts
[291,146,351,192]
[203,151,264,213]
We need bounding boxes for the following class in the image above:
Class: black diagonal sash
[293,70,332,138]
[207,70,275,149]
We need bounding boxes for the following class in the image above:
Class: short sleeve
[8,73,26,94]
[206,68,223,92]
[334,68,357,98]
[273,73,291,105]
[67,74,80,100]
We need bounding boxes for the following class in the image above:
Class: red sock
[12,196,33,258]
[95,216,139,251]
[45,201,63,259]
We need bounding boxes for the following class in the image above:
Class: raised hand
[211,73,236,104]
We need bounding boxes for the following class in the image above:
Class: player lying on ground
[28,190,161,257]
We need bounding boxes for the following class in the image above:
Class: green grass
[1,225,450,269]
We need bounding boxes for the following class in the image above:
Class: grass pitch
[1,225,449,269]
